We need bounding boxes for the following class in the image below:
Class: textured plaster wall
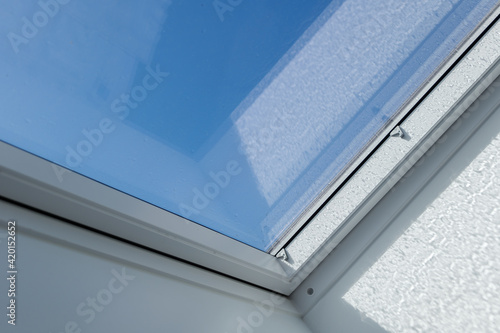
[343,114,500,332]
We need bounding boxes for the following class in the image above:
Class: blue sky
[0,0,497,250]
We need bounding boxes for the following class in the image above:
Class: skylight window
[0,1,498,257]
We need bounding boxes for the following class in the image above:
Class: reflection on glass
[0,0,497,250]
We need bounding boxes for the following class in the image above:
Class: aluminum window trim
[0,144,294,293]
[279,11,500,288]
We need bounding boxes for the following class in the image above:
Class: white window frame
[0,199,300,313]
[1,6,499,295]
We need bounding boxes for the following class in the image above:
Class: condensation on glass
[0,0,497,250]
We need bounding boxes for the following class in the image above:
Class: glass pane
[0,0,497,251]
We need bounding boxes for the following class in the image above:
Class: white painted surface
[0,201,312,333]
[298,75,500,332]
